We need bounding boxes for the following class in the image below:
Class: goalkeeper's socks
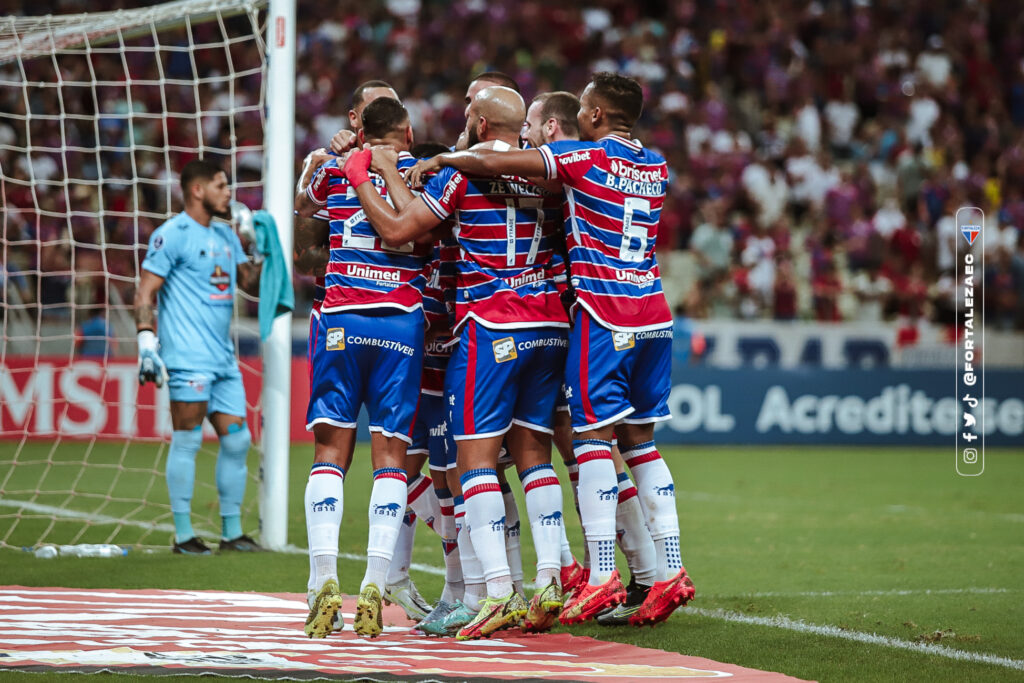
[216,424,251,532]
[361,468,407,592]
[622,440,682,581]
[305,462,345,591]
[222,514,243,542]
[167,426,202,543]
[615,471,657,586]
[573,439,618,585]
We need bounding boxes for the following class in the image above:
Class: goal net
[0,0,273,551]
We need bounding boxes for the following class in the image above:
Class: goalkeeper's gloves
[137,330,169,387]
[230,200,263,265]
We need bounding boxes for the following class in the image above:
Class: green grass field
[2,443,1023,682]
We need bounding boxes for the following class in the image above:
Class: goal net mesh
[0,0,269,550]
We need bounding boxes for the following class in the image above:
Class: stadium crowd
[2,0,1024,330]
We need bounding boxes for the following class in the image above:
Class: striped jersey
[310,205,329,314]
[420,144,568,332]
[306,151,429,314]
[420,235,459,395]
[539,135,672,331]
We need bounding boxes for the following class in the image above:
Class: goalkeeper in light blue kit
[134,159,264,555]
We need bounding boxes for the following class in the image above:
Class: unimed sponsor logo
[345,264,401,282]
[615,269,656,285]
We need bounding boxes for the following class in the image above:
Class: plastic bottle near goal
[34,544,128,558]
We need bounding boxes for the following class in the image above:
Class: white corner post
[260,0,296,550]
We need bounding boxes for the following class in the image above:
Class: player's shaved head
[586,72,644,129]
[472,86,526,134]
[471,71,520,93]
[351,80,397,111]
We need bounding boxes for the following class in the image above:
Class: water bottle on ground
[34,544,128,558]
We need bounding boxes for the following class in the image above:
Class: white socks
[622,441,683,581]
[616,470,657,586]
[520,463,563,586]
[574,439,618,585]
[501,479,524,595]
[436,483,464,603]
[461,468,513,599]
[362,467,408,591]
[305,462,345,592]
[455,494,485,610]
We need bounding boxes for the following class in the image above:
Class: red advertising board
[0,357,314,442]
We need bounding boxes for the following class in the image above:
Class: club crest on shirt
[492,337,517,363]
[613,331,635,351]
[325,327,345,351]
[209,265,231,292]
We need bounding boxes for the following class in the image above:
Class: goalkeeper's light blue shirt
[142,212,245,372]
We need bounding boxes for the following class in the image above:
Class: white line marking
[706,588,1012,598]
[0,499,212,537]
[688,608,1024,671]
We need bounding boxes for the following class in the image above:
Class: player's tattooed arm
[294,215,329,276]
[133,270,165,332]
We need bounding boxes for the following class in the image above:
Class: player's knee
[218,423,251,461]
[171,425,203,455]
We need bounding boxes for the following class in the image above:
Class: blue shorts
[306,308,424,443]
[167,365,246,418]
[448,320,567,440]
[555,380,570,413]
[566,310,672,431]
[410,392,453,470]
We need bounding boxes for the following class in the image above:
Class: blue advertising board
[655,367,1023,446]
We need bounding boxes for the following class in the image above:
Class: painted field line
[706,587,1013,598]
[689,607,1024,671]
[0,499,193,536]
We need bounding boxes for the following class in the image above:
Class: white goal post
[0,0,294,551]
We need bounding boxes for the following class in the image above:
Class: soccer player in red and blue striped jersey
[344,86,569,639]
[295,97,428,639]
[408,73,695,628]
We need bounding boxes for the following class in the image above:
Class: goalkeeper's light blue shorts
[167,365,246,418]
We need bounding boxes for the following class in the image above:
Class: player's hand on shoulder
[369,145,399,173]
[408,157,443,189]
[330,129,357,154]
[136,330,168,388]
[305,147,333,171]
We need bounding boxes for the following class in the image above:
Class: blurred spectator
[3,0,1024,329]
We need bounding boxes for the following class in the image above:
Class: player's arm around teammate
[134,160,261,556]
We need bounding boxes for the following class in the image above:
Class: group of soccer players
[290,70,696,641]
